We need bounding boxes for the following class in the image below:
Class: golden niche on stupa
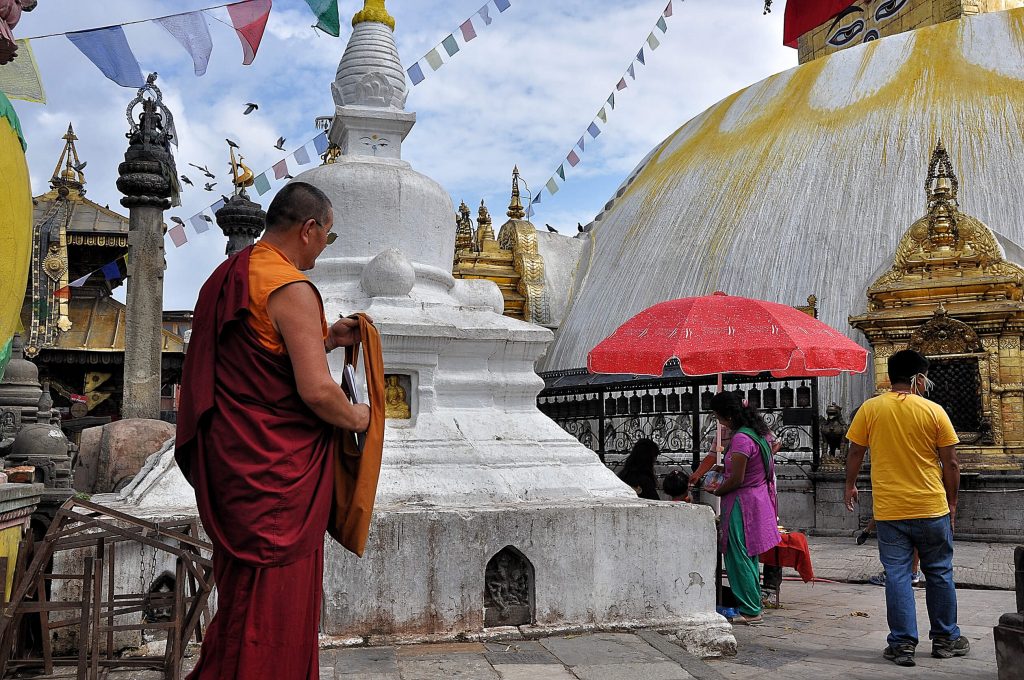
[850,141,1024,471]
[452,167,550,325]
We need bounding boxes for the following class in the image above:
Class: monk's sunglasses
[311,219,338,245]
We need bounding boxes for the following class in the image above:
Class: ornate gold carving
[229,146,255,193]
[999,336,1021,351]
[497,168,549,325]
[475,200,496,251]
[455,201,474,255]
[908,305,982,355]
[384,375,410,420]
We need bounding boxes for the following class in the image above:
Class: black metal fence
[538,364,822,472]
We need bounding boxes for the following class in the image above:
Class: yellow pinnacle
[353,0,395,31]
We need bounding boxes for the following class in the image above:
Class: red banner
[783,0,855,48]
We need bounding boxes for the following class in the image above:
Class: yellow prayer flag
[0,40,46,104]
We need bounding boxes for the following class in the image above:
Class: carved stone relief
[484,546,534,628]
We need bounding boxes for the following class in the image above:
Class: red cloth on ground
[186,547,324,680]
[760,531,815,582]
[176,246,335,679]
[783,0,856,47]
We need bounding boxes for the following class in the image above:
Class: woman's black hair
[619,438,659,477]
[709,391,771,437]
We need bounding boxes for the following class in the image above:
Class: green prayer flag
[304,0,340,36]
[556,164,565,181]
[545,178,559,195]
[656,16,668,33]
[647,32,660,50]
[597,107,607,123]
[425,48,444,71]
[607,93,615,109]
[254,172,271,195]
[442,34,460,57]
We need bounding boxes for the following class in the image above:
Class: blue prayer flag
[533,192,542,204]
[407,62,425,86]
[294,145,311,165]
[101,260,122,281]
[494,0,511,11]
[587,122,601,139]
[636,48,645,65]
[212,198,226,214]
[577,136,585,152]
[313,131,329,155]
[190,214,210,234]
[67,26,145,88]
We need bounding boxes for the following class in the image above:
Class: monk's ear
[298,218,315,244]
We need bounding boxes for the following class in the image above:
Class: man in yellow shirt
[845,349,967,668]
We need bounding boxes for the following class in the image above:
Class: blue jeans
[876,515,961,648]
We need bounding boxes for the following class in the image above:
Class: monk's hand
[328,317,361,350]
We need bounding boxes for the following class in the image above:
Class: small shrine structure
[850,141,1024,472]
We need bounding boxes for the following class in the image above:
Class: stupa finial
[507,166,526,220]
[925,140,960,247]
[51,123,86,193]
[353,0,395,31]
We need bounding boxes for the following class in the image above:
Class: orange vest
[328,313,385,557]
[247,240,328,354]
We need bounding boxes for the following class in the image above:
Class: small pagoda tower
[850,141,1024,471]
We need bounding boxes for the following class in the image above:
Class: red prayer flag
[567,150,580,167]
[783,0,855,48]
[273,158,289,179]
[53,286,71,300]
[460,18,477,42]
[227,0,272,65]
[663,1,672,17]
[169,224,188,247]
[616,77,627,91]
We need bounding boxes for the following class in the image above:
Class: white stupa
[294,0,729,650]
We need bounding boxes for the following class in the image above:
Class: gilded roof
[32,190,128,237]
[29,295,183,354]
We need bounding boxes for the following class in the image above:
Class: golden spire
[229,145,255,195]
[51,123,86,193]
[507,165,526,220]
[925,139,959,248]
[476,199,495,251]
[352,0,395,30]
[455,201,474,253]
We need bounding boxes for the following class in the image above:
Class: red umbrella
[587,292,868,378]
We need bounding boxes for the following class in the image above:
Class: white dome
[546,8,1024,408]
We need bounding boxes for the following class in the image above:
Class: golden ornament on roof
[352,0,395,30]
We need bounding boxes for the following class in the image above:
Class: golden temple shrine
[452,167,549,324]
[850,142,1024,471]
[19,125,186,421]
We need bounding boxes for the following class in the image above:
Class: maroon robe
[176,246,333,679]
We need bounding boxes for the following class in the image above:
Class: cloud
[12,0,795,310]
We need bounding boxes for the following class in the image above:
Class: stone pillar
[215,193,265,258]
[116,76,177,420]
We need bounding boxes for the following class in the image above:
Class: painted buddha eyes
[827,0,908,48]
[828,19,864,47]
[875,0,908,22]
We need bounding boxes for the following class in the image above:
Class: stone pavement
[803,534,1016,589]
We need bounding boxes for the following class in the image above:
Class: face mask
[913,373,934,396]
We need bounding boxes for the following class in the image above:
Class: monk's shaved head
[266,181,333,232]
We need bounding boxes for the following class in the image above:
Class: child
[662,470,691,502]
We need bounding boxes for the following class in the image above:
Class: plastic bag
[703,470,725,493]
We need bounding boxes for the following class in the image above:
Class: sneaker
[869,571,886,586]
[911,571,923,585]
[883,644,916,667]
[932,636,970,659]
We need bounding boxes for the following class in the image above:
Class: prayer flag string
[527,0,676,215]
[405,0,513,87]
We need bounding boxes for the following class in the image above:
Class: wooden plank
[91,556,103,679]
[37,569,53,674]
[77,557,93,680]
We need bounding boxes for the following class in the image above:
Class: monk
[175,181,370,679]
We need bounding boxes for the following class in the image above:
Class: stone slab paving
[802,535,1016,589]
[707,580,1015,680]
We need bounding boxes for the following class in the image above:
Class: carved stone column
[116,75,178,420]
[215,193,265,258]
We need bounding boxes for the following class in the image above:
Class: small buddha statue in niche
[384,375,411,420]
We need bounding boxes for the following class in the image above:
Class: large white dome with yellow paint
[545,7,1024,404]
[0,91,32,375]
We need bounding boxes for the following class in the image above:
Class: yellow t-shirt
[846,392,959,521]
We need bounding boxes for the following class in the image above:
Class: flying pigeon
[71,160,87,172]
[226,138,239,149]
[200,214,213,223]
[189,163,215,179]
[578,222,584,232]
[204,182,217,191]
[170,216,185,227]
[545,224,558,233]
[243,102,259,115]
[180,175,193,186]
[274,137,286,151]
[284,174,294,180]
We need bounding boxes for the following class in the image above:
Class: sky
[11,0,796,310]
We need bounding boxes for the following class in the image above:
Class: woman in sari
[709,392,781,625]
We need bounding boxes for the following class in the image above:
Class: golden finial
[925,140,960,248]
[476,199,495,251]
[229,145,255,195]
[51,123,86,192]
[507,165,526,220]
[353,0,395,30]
[455,201,474,253]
